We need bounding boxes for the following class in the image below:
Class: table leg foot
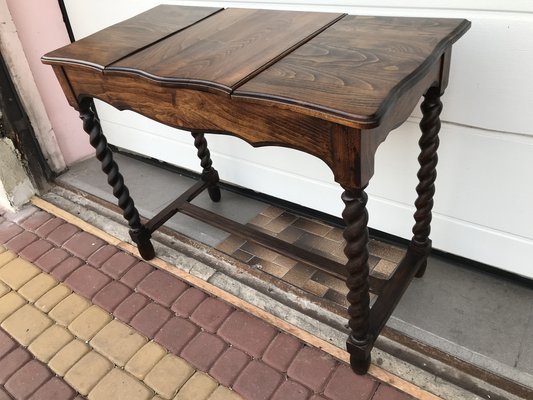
[129,226,155,260]
[207,186,221,202]
[347,335,372,375]
[414,259,427,278]
[192,132,221,203]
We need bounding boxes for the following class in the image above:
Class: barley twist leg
[342,188,372,374]
[79,98,154,260]
[191,132,221,202]
[412,87,442,277]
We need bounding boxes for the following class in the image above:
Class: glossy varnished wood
[43,5,222,69]
[109,9,344,93]
[42,6,470,375]
[235,16,470,127]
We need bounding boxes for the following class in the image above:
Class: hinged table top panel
[43,5,470,128]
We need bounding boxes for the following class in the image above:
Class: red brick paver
[288,346,337,392]
[130,302,172,337]
[5,359,52,399]
[233,360,284,400]
[218,311,277,357]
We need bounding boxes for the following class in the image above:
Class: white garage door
[63,0,533,279]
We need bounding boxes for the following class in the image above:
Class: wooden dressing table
[42,5,470,374]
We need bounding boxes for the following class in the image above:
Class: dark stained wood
[60,66,351,186]
[42,6,471,375]
[42,5,222,69]
[109,9,345,93]
[234,16,470,128]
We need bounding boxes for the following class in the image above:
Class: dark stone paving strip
[0,327,84,400]
[0,208,413,400]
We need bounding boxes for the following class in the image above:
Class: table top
[43,5,470,128]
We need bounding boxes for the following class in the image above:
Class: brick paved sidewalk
[0,205,415,400]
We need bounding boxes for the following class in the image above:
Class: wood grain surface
[43,6,470,127]
[109,8,344,93]
[235,15,471,127]
[42,5,222,69]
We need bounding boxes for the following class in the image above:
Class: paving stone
[87,245,118,268]
[35,284,72,313]
[19,240,54,262]
[0,257,40,289]
[0,388,10,400]
[171,287,207,317]
[371,384,413,400]
[181,332,227,371]
[287,346,337,392]
[28,325,74,362]
[209,347,250,387]
[93,281,132,312]
[130,302,172,337]
[233,360,283,400]
[63,232,105,260]
[4,359,52,399]
[0,329,16,359]
[208,386,242,400]
[49,293,91,326]
[68,305,113,341]
[0,347,31,384]
[0,250,17,268]
[1,304,53,346]
[34,248,69,272]
[50,257,84,281]
[293,217,332,236]
[65,265,111,298]
[144,354,194,399]
[19,273,58,303]
[47,224,80,246]
[35,218,65,238]
[88,368,153,400]
[262,332,302,372]
[114,292,149,322]
[373,259,398,278]
[0,281,8,297]
[218,311,277,357]
[28,376,76,400]
[4,231,38,252]
[174,371,217,400]
[101,251,138,279]
[0,291,26,323]
[125,341,167,380]
[90,319,147,367]
[323,364,378,400]
[20,211,52,231]
[309,395,328,400]
[154,317,199,354]
[0,222,23,244]
[137,270,188,307]
[271,380,310,400]
[64,351,113,395]
[190,297,234,333]
[121,262,154,289]
[49,339,90,376]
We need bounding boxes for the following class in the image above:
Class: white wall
[63,0,533,279]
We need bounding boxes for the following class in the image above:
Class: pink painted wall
[6,0,93,166]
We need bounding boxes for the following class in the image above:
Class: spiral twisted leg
[191,132,221,202]
[78,99,154,260]
[342,188,372,374]
[412,87,442,277]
